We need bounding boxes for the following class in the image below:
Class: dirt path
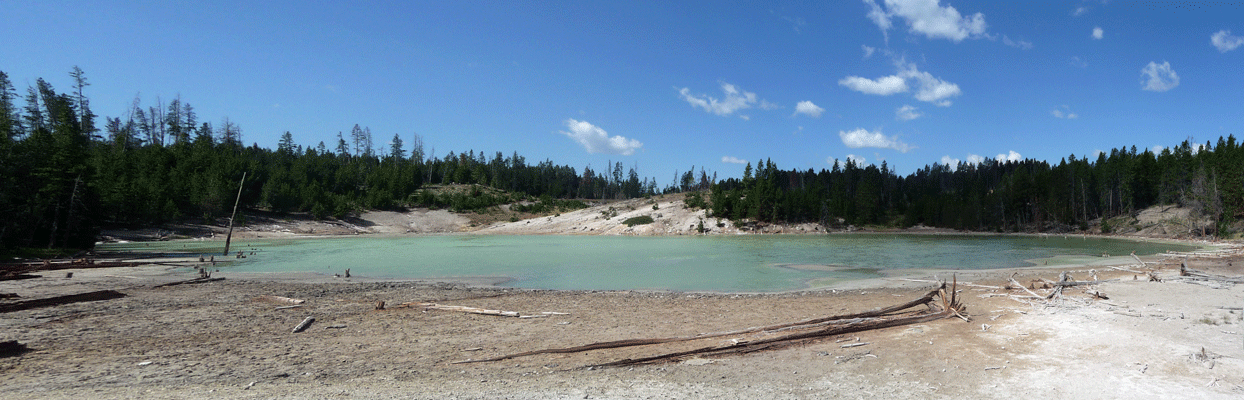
[3,248,1243,399]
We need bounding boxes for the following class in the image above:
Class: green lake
[99,234,1198,292]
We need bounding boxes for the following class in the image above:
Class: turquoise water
[100,234,1197,292]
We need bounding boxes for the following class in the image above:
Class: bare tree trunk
[223,172,247,256]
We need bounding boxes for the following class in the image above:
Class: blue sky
[5,0,1243,181]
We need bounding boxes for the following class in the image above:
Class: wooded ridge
[1,68,1240,250]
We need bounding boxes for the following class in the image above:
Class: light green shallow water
[100,234,1197,292]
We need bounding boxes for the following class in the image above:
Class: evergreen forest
[1,68,1240,251]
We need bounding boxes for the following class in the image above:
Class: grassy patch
[621,215,655,227]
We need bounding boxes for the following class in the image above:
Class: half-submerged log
[0,290,126,313]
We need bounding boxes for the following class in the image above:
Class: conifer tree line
[1,68,1240,250]
[711,140,1241,236]
[0,69,678,250]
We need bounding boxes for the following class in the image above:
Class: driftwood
[1180,264,1244,284]
[256,295,305,305]
[153,277,225,288]
[414,303,520,317]
[0,290,126,313]
[292,317,315,333]
[0,272,41,281]
[457,280,966,367]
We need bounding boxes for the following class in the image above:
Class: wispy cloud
[721,156,748,165]
[1140,61,1179,92]
[896,105,922,121]
[1092,27,1103,40]
[1072,6,1088,16]
[1212,30,1244,52]
[862,44,877,59]
[863,0,988,43]
[558,119,643,156]
[1051,105,1078,119]
[1002,35,1033,49]
[839,128,914,153]
[678,82,772,117]
[793,101,825,118]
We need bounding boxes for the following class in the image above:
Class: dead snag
[0,290,126,313]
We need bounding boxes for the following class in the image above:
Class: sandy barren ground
[3,244,1244,399]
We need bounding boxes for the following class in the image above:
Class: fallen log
[458,281,966,367]
[292,316,315,333]
[399,302,522,317]
[0,272,41,281]
[0,290,126,313]
[256,295,305,305]
[1180,265,1244,284]
[153,277,225,288]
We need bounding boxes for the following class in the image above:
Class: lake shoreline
[3,244,1242,399]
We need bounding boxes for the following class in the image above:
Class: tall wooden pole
[223,172,247,256]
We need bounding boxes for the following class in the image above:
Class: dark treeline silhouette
[1,68,1240,250]
[0,69,671,250]
[712,139,1241,236]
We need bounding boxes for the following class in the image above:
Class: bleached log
[292,317,315,333]
[256,295,305,305]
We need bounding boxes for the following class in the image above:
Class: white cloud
[1140,61,1179,92]
[896,104,922,121]
[839,128,914,153]
[722,156,748,164]
[1069,56,1088,68]
[903,65,961,106]
[941,154,988,170]
[1002,35,1032,49]
[1092,27,1103,40]
[794,101,826,118]
[678,82,771,117]
[940,155,960,170]
[839,75,909,95]
[839,61,962,106]
[862,44,876,59]
[1151,145,1166,154]
[864,0,988,43]
[1211,30,1244,52]
[995,150,1022,163]
[558,119,642,156]
[1072,6,1088,16]
[846,154,867,165]
[1051,105,1078,119]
